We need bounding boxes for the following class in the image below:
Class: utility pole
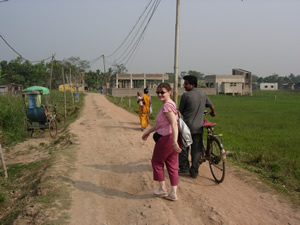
[62,68,67,119]
[102,55,108,95]
[70,68,75,109]
[173,0,180,105]
[49,54,55,104]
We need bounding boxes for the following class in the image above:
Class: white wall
[259,83,278,90]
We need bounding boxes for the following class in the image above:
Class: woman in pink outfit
[142,83,181,201]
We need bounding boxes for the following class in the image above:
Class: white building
[259,83,278,91]
[204,69,252,96]
[205,75,244,95]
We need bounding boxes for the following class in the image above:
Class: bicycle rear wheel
[49,119,57,138]
[208,136,225,183]
[55,112,65,130]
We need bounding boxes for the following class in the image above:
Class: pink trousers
[151,134,179,186]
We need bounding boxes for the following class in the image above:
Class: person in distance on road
[140,88,151,131]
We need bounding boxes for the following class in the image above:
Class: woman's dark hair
[144,88,148,94]
[157,83,172,92]
[183,75,198,87]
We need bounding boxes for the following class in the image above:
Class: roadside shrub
[0,94,25,144]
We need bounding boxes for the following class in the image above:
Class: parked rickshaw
[22,86,63,138]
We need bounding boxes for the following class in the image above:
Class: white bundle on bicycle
[178,115,193,149]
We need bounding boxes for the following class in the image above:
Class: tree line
[0,57,128,90]
[1,57,299,90]
[252,73,300,87]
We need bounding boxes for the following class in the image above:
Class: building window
[230,83,237,86]
[271,85,274,88]
[265,85,268,88]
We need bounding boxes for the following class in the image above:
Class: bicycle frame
[200,118,226,183]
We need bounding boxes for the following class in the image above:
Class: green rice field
[107,90,300,197]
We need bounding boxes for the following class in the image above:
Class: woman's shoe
[164,194,178,201]
[153,189,168,197]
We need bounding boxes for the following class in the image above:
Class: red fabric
[202,119,216,128]
[151,134,179,186]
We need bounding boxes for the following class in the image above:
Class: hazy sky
[1,0,299,77]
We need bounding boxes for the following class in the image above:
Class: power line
[116,0,161,67]
[0,34,24,59]
[0,34,52,63]
[88,55,103,66]
[113,0,158,63]
[87,0,161,70]
[107,0,154,58]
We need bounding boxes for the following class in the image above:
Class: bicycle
[199,111,226,183]
[50,104,66,130]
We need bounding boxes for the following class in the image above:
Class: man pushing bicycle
[179,75,216,179]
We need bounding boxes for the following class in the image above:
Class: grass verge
[0,91,85,224]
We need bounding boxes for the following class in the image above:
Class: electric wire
[125,0,161,67]
[113,0,158,63]
[88,55,103,66]
[0,34,52,63]
[107,0,154,58]
[87,0,160,69]
[116,0,161,67]
[1,0,161,70]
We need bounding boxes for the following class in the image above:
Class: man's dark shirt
[179,88,213,134]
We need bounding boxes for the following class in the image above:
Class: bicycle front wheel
[208,136,225,183]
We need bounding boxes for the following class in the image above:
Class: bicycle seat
[202,119,216,128]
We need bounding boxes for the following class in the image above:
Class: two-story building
[204,68,252,95]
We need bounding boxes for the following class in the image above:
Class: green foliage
[6,160,46,182]
[0,160,48,224]
[112,63,128,74]
[0,187,5,203]
[252,73,300,88]
[0,56,92,89]
[0,95,26,144]
[208,91,300,193]
[187,70,204,80]
[85,69,105,89]
[0,90,84,145]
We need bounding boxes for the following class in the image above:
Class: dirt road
[66,93,299,225]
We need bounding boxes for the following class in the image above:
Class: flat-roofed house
[113,73,169,89]
[204,68,252,95]
[0,83,23,95]
[260,83,278,90]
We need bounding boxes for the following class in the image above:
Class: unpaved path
[66,93,299,225]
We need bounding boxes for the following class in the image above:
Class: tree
[65,56,90,72]
[263,73,279,82]
[112,63,127,74]
[187,70,204,80]
[166,72,174,83]
[85,69,105,89]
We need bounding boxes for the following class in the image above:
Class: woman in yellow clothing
[139,88,150,131]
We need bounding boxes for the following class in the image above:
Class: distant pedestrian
[139,88,150,131]
[100,86,103,94]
